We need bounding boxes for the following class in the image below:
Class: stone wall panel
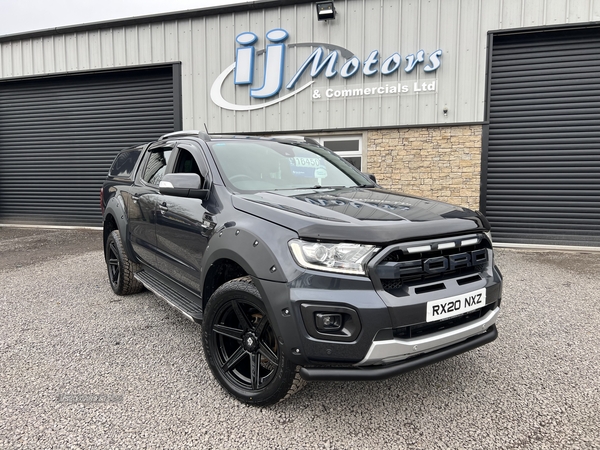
[366,126,482,210]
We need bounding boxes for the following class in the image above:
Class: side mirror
[363,172,377,183]
[159,173,210,200]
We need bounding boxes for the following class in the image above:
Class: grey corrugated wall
[4,0,599,133]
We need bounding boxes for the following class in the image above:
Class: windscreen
[208,140,371,191]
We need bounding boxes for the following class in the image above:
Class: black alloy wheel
[107,239,121,287]
[203,277,304,405]
[105,230,144,295]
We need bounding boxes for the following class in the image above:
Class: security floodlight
[316,2,336,21]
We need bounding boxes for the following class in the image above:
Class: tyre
[105,229,144,295]
[202,277,305,406]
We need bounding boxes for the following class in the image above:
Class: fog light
[315,313,342,331]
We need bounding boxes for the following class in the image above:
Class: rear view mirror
[159,173,209,200]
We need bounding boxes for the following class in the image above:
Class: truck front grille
[371,234,491,295]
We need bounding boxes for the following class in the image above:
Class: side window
[142,149,172,186]
[172,149,205,186]
[110,148,142,178]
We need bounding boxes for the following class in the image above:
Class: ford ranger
[101,131,503,406]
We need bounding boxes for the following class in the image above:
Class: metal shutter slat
[0,67,178,227]
[484,28,600,247]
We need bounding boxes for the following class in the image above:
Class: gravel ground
[0,228,599,449]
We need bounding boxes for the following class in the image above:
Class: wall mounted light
[443,107,448,116]
[316,2,336,21]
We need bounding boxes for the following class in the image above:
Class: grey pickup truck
[101,131,503,405]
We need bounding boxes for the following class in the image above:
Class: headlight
[484,230,493,245]
[288,239,379,275]
[475,211,494,245]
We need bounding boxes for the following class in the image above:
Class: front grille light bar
[406,235,481,254]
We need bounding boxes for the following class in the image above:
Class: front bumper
[256,247,503,371]
[357,307,500,366]
[300,323,498,381]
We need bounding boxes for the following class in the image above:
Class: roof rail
[268,135,319,145]
[159,130,211,141]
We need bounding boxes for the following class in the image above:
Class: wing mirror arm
[363,172,377,183]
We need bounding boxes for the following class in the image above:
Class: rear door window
[109,148,142,179]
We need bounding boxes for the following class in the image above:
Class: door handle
[159,202,168,212]
[131,194,141,203]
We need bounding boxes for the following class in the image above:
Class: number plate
[426,288,487,322]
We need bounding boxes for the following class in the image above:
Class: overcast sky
[0,0,249,37]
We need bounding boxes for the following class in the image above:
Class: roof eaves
[0,0,315,42]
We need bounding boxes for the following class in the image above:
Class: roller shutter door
[0,65,179,227]
[484,27,600,247]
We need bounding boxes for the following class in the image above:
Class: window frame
[312,135,364,171]
[138,143,176,187]
[168,143,211,189]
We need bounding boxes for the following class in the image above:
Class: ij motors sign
[210,28,442,111]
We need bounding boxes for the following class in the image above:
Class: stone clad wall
[366,125,483,210]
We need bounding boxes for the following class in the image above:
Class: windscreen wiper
[270,185,348,191]
[309,185,347,189]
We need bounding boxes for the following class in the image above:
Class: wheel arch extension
[199,224,301,308]
[102,195,136,261]
[201,258,248,310]
[103,214,118,253]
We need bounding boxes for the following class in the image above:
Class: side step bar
[135,270,203,322]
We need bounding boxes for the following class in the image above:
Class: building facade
[1,0,599,248]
